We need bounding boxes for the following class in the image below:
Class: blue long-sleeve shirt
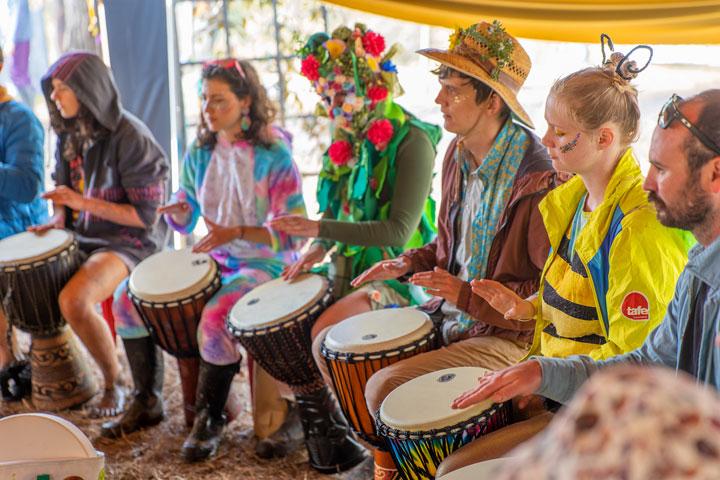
[535,234,720,404]
[0,91,48,238]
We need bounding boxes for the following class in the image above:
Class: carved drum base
[30,325,97,410]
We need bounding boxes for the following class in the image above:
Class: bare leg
[58,251,128,416]
[310,287,372,340]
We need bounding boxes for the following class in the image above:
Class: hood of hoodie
[41,52,122,131]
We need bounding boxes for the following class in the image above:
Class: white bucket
[0,453,105,479]
[0,413,106,479]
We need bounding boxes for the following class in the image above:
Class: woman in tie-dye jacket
[106,59,306,462]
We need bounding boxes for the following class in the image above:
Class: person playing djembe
[0,44,48,400]
[104,58,308,463]
[438,36,693,476]
[28,52,169,417]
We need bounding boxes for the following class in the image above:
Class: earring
[240,106,251,131]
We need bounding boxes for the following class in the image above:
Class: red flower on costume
[369,178,379,190]
[367,119,394,151]
[328,140,353,166]
[362,31,386,57]
[342,204,351,215]
[301,55,320,81]
[367,85,388,107]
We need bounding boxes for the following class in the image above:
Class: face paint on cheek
[560,133,581,154]
[451,94,468,104]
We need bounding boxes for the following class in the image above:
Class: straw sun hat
[418,21,534,129]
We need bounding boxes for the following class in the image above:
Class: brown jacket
[401,128,569,344]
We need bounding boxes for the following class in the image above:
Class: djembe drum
[126,248,221,426]
[376,367,511,480]
[0,230,96,410]
[227,273,366,473]
[321,307,438,446]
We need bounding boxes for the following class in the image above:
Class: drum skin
[376,367,511,480]
[321,309,439,447]
[127,251,221,358]
[226,274,332,395]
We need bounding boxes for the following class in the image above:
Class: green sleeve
[317,126,436,247]
[311,207,335,251]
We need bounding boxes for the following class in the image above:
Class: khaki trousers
[364,334,530,416]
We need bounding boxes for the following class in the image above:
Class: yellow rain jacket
[527,149,693,360]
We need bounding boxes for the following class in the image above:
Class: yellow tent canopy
[322,0,720,44]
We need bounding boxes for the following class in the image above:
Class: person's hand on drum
[42,185,86,212]
[192,218,241,253]
[269,215,320,238]
[470,279,537,321]
[452,360,543,410]
[281,244,326,281]
[27,211,66,234]
[408,267,464,304]
[350,256,412,288]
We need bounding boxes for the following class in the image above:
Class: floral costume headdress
[299,23,403,169]
[297,24,441,297]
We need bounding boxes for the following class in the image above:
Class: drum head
[440,458,514,480]
[228,273,328,330]
[129,249,217,303]
[379,367,495,431]
[0,230,73,266]
[0,413,97,461]
[324,308,433,354]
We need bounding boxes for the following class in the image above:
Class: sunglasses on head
[658,94,720,156]
[202,58,246,80]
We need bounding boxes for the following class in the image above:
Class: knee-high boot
[181,358,239,462]
[101,337,165,438]
[296,385,368,473]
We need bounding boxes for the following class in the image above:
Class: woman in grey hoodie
[30,52,169,416]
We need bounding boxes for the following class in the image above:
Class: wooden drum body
[127,248,221,426]
[226,273,332,395]
[376,367,511,480]
[0,230,96,410]
[321,308,438,447]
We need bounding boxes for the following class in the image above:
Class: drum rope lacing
[129,271,222,309]
[375,402,510,440]
[321,330,438,363]
[226,290,333,337]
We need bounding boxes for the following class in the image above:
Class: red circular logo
[621,291,650,321]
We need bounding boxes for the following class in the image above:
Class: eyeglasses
[202,58,246,80]
[658,94,720,156]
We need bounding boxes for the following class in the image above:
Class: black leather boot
[181,359,239,462]
[101,337,165,438]
[296,385,367,473]
[255,400,305,459]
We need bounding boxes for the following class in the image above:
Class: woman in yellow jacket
[434,39,693,476]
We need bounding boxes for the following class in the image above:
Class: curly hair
[196,59,277,150]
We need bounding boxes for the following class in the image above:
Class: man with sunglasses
[452,89,720,411]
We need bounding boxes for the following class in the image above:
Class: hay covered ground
[0,337,371,479]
